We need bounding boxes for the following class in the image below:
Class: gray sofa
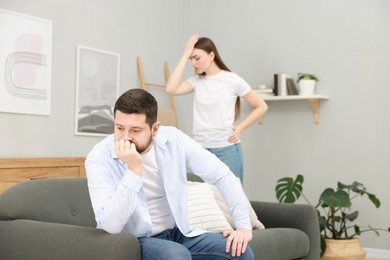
[0,177,320,260]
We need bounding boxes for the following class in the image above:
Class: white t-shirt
[186,70,251,148]
[142,145,175,235]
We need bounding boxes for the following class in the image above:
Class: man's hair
[114,88,158,128]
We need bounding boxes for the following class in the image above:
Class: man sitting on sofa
[85,88,254,259]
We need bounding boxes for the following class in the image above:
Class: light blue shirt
[85,126,251,238]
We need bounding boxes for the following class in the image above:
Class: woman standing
[166,34,268,183]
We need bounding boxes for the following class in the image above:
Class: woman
[166,34,268,183]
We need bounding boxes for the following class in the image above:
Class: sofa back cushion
[0,178,96,227]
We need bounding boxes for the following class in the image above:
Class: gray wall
[189,0,390,250]
[1,0,389,250]
[0,0,192,156]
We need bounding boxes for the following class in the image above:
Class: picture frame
[75,45,120,137]
[0,8,53,115]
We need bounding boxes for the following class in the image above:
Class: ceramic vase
[299,79,316,96]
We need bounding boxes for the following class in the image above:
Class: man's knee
[238,245,254,260]
[141,240,191,260]
[164,245,191,259]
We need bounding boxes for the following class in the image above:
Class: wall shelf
[258,94,330,124]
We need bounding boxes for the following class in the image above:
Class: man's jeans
[138,227,254,260]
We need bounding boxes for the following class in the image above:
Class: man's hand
[223,229,252,257]
[115,140,143,176]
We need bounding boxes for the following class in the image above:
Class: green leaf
[332,216,342,223]
[338,181,354,190]
[297,73,319,83]
[318,215,327,232]
[320,188,351,208]
[354,225,361,236]
[275,175,304,203]
[345,211,358,222]
[351,181,365,193]
[339,181,381,208]
[368,193,381,208]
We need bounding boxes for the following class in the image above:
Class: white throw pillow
[187,182,233,233]
[208,184,265,229]
[187,181,265,231]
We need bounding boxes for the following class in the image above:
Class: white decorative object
[0,9,53,115]
[278,73,288,96]
[75,45,120,137]
[299,79,316,96]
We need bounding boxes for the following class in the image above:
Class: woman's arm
[228,90,268,143]
[166,34,198,95]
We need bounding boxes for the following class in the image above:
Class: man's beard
[136,134,153,154]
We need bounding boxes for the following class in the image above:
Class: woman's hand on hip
[228,126,242,143]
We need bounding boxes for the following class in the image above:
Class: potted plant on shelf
[297,73,319,96]
[275,174,390,259]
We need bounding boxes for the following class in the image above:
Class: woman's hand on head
[184,33,199,57]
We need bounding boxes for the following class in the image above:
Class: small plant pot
[299,79,316,96]
[321,238,366,260]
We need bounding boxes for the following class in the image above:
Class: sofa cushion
[187,181,264,232]
[250,228,310,260]
[0,178,96,227]
[207,183,264,229]
[0,219,140,260]
[187,182,232,232]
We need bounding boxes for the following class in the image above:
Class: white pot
[299,79,316,96]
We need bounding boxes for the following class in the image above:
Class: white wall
[1,0,389,251]
[188,0,390,250]
[0,0,192,157]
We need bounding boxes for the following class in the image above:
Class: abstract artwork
[75,45,120,136]
[0,9,53,115]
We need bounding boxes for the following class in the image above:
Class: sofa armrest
[0,219,141,260]
[251,201,320,260]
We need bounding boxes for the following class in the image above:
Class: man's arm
[179,131,253,256]
[86,152,143,234]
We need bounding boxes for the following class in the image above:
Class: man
[86,88,253,259]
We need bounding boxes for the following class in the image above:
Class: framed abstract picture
[75,45,120,136]
[0,9,53,115]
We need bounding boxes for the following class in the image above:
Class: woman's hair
[194,37,230,73]
[114,88,158,128]
[194,37,241,120]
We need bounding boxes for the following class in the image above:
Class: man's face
[114,110,158,154]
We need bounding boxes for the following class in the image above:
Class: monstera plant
[275,174,390,256]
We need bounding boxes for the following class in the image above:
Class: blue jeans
[207,144,244,183]
[138,227,254,260]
